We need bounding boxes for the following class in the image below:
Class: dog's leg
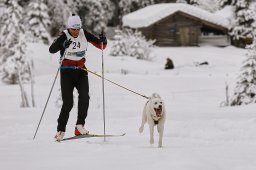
[139,106,147,133]
[149,124,154,145]
[157,124,164,148]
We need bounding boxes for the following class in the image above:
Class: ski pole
[33,51,67,140]
[101,34,106,142]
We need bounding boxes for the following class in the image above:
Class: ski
[62,133,126,141]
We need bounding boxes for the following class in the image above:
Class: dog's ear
[152,93,161,99]
[151,93,157,98]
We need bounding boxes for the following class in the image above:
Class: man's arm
[49,32,67,54]
[84,29,107,49]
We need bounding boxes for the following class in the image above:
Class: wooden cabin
[138,11,229,46]
[123,3,230,47]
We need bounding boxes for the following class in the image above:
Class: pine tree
[119,0,155,15]
[176,0,199,4]
[230,0,255,47]
[25,0,51,44]
[128,30,155,60]
[219,0,255,47]
[1,35,29,85]
[176,0,188,3]
[46,0,71,36]
[110,29,155,60]
[0,1,23,51]
[17,0,31,7]
[177,0,220,12]
[230,36,256,105]
[119,0,154,25]
[73,0,114,34]
[0,0,30,107]
[218,0,237,7]
[0,0,29,84]
[65,0,81,13]
[154,0,176,3]
[110,29,127,56]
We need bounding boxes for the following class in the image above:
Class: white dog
[139,93,166,147]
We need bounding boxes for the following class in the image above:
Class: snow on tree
[251,2,256,29]
[78,0,105,34]
[0,1,22,52]
[141,0,155,7]
[230,0,255,46]
[1,35,29,85]
[110,29,127,56]
[230,36,256,106]
[3,40,31,107]
[0,0,28,82]
[219,0,255,47]
[0,0,31,107]
[110,28,155,60]
[154,0,176,3]
[128,30,155,60]
[69,0,115,34]
[25,0,51,44]
[119,0,155,25]
[65,0,81,13]
[176,0,198,5]
[176,0,188,3]
[45,0,71,36]
[218,0,237,7]
[177,0,220,12]
[119,0,154,15]
[17,0,31,7]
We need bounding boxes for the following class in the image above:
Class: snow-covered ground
[1,42,256,170]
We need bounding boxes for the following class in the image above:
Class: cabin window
[170,28,176,33]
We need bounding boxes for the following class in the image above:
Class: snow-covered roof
[123,3,230,29]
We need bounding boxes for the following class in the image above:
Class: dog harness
[154,120,159,125]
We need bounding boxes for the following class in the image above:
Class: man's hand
[99,33,107,43]
[63,38,72,48]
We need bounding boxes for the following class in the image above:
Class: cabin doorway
[179,27,198,46]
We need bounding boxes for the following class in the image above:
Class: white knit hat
[67,15,82,29]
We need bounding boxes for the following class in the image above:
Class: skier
[49,14,107,141]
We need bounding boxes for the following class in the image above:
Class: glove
[99,33,107,43]
[63,38,72,48]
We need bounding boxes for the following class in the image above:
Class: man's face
[69,28,80,38]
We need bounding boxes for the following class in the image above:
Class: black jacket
[49,29,107,56]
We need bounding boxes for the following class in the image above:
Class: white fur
[139,93,166,147]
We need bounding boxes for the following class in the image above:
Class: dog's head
[149,93,164,119]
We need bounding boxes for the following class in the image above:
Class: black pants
[57,68,89,132]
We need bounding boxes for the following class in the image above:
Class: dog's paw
[139,127,144,133]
